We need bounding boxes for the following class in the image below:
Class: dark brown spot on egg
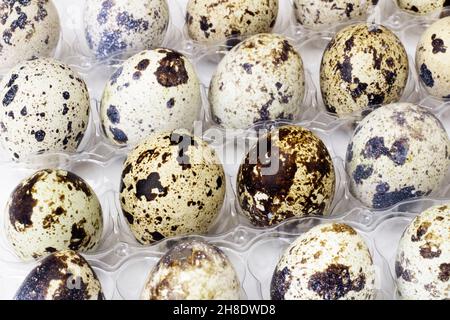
[56,171,92,197]
[154,50,189,87]
[270,267,291,300]
[420,243,442,259]
[395,260,413,282]
[135,172,168,202]
[438,264,450,282]
[411,222,431,242]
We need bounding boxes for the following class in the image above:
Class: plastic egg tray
[0,0,449,300]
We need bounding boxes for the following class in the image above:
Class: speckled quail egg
[84,0,169,59]
[293,0,375,29]
[101,49,201,147]
[120,130,226,245]
[416,17,450,99]
[141,240,240,300]
[395,204,449,300]
[320,23,409,116]
[0,58,90,161]
[271,223,376,300]
[209,33,305,129]
[346,103,450,209]
[0,0,60,71]
[5,169,103,261]
[15,250,104,300]
[237,125,335,227]
[396,0,446,15]
[186,0,278,46]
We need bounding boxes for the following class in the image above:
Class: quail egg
[416,17,450,99]
[141,240,241,300]
[0,58,90,161]
[293,0,375,29]
[395,204,449,300]
[120,130,226,245]
[101,49,201,147]
[237,125,336,227]
[15,250,104,300]
[5,169,103,261]
[0,0,60,70]
[396,0,446,15]
[84,0,169,59]
[320,23,409,116]
[346,103,450,209]
[271,223,376,300]
[186,0,278,46]
[209,33,305,129]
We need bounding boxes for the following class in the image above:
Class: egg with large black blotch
[141,240,241,300]
[320,23,409,117]
[271,223,376,300]
[236,125,335,227]
[15,250,104,300]
[5,169,103,261]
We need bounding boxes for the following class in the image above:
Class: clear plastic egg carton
[0,0,449,300]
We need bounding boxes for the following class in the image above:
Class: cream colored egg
[396,0,445,15]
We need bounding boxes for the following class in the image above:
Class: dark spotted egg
[141,240,240,300]
[293,0,375,29]
[120,130,226,245]
[5,169,103,261]
[0,58,90,161]
[0,0,60,70]
[395,204,449,300]
[100,48,201,147]
[271,223,376,300]
[346,103,450,209]
[236,125,335,227]
[396,0,446,15]
[416,17,450,99]
[84,0,169,60]
[15,250,104,300]
[186,0,278,45]
[320,23,409,117]
[209,34,305,129]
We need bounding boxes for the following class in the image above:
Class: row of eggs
[12,203,450,300]
[1,16,450,161]
[1,0,450,68]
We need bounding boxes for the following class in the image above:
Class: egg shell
[396,0,445,15]
[141,240,240,300]
[5,169,103,261]
[186,0,278,45]
[101,48,201,147]
[416,17,450,99]
[0,58,90,161]
[209,33,305,129]
[271,223,376,300]
[15,250,104,300]
[293,0,374,29]
[120,130,226,245]
[237,125,335,227]
[346,103,450,209]
[0,0,60,70]
[395,204,449,300]
[83,0,169,59]
[320,23,409,116]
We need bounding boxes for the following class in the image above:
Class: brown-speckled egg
[271,223,376,300]
[396,0,446,15]
[141,240,241,300]
[0,0,60,70]
[395,204,449,300]
[236,125,335,227]
[15,250,104,300]
[0,58,90,161]
[186,0,278,46]
[100,48,201,147]
[209,33,305,129]
[293,0,375,29]
[346,103,450,209]
[320,23,409,117]
[120,130,226,245]
[5,169,103,261]
[416,17,450,99]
